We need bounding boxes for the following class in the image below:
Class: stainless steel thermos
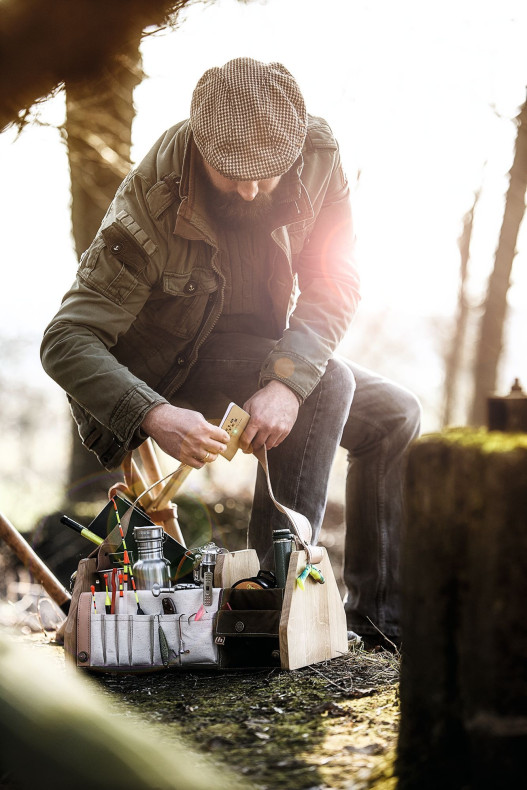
[132,525,170,589]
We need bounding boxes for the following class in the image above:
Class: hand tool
[162,597,176,614]
[0,510,71,615]
[150,403,250,511]
[60,515,104,546]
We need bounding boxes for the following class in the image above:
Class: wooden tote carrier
[65,445,348,673]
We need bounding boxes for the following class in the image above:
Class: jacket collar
[174,126,313,243]
[174,127,219,244]
[272,154,314,226]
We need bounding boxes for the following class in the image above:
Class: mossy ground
[93,644,400,790]
[419,426,527,453]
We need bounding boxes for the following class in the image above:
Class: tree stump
[397,429,527,789]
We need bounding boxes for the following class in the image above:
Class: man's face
[200,157,283,227]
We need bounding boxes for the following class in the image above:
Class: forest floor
[95,642,401,790]
[8,629,400,790]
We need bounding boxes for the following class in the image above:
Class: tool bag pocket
[215,588,283,668]
[76,590,220,672]
[156,611,219,668]
[76,593,160,672]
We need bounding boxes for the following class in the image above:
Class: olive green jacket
[41,116,360,469]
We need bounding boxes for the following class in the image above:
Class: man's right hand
[141,404,230,469]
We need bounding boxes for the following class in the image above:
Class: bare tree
[470,94,527,425]
[441,188,481,426]
[63,37,144,501]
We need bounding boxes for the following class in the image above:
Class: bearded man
[42,58,420,649]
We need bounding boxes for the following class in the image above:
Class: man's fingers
[210,424,230,444]
[208,438,228,455]
[244,427,279,453]
[239,422,258,452]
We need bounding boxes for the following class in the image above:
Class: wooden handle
[0,511,71,613]
[161,513,186,546]
[122,452,133,489]
[137,439,164,498]
[151,464,193,510]
[127,459,154,507]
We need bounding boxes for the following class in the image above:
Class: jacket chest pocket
[148,267,219,340]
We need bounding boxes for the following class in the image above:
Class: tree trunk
[442,189,480,426]
[64,38,142,502]
[470,95,527,425]
[397,429,527,789]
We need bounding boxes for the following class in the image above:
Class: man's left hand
[241,380,300,453]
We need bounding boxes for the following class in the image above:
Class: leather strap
[254,447,323,565]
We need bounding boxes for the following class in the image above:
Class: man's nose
[236,181,259,201]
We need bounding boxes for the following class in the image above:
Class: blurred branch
[0,0,196,132]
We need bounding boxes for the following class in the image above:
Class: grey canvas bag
[76,587,221,672]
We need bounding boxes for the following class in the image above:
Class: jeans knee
[325,357,355,411]
[398,387,422,443]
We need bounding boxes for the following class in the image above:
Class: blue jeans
[172,333,421,638]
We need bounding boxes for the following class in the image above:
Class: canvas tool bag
[66,448,325,672]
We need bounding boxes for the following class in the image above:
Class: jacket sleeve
[40,172,170,450]
[259,146,360,401]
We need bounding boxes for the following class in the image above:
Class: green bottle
[272,529,294,588]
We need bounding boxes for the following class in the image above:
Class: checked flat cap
[190,57,307,181]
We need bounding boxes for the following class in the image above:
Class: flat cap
[190,57,307,181]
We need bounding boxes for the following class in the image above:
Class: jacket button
[111,243,122,253]
[184,280,197,294]
[78,651,88,663]
[234,620,245,633]
[176,355,187,367]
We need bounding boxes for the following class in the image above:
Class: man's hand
[241,380,300,453]
[141,404,230,469]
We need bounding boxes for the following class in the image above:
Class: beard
[196,155,285,229]
[206,189,275,228]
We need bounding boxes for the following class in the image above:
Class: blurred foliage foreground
[0,629,399,790]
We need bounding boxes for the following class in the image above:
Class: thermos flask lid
[134,525,165,541]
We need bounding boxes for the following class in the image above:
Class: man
[41,58,420,649]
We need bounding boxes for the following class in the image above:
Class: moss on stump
[397,428,527,790]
